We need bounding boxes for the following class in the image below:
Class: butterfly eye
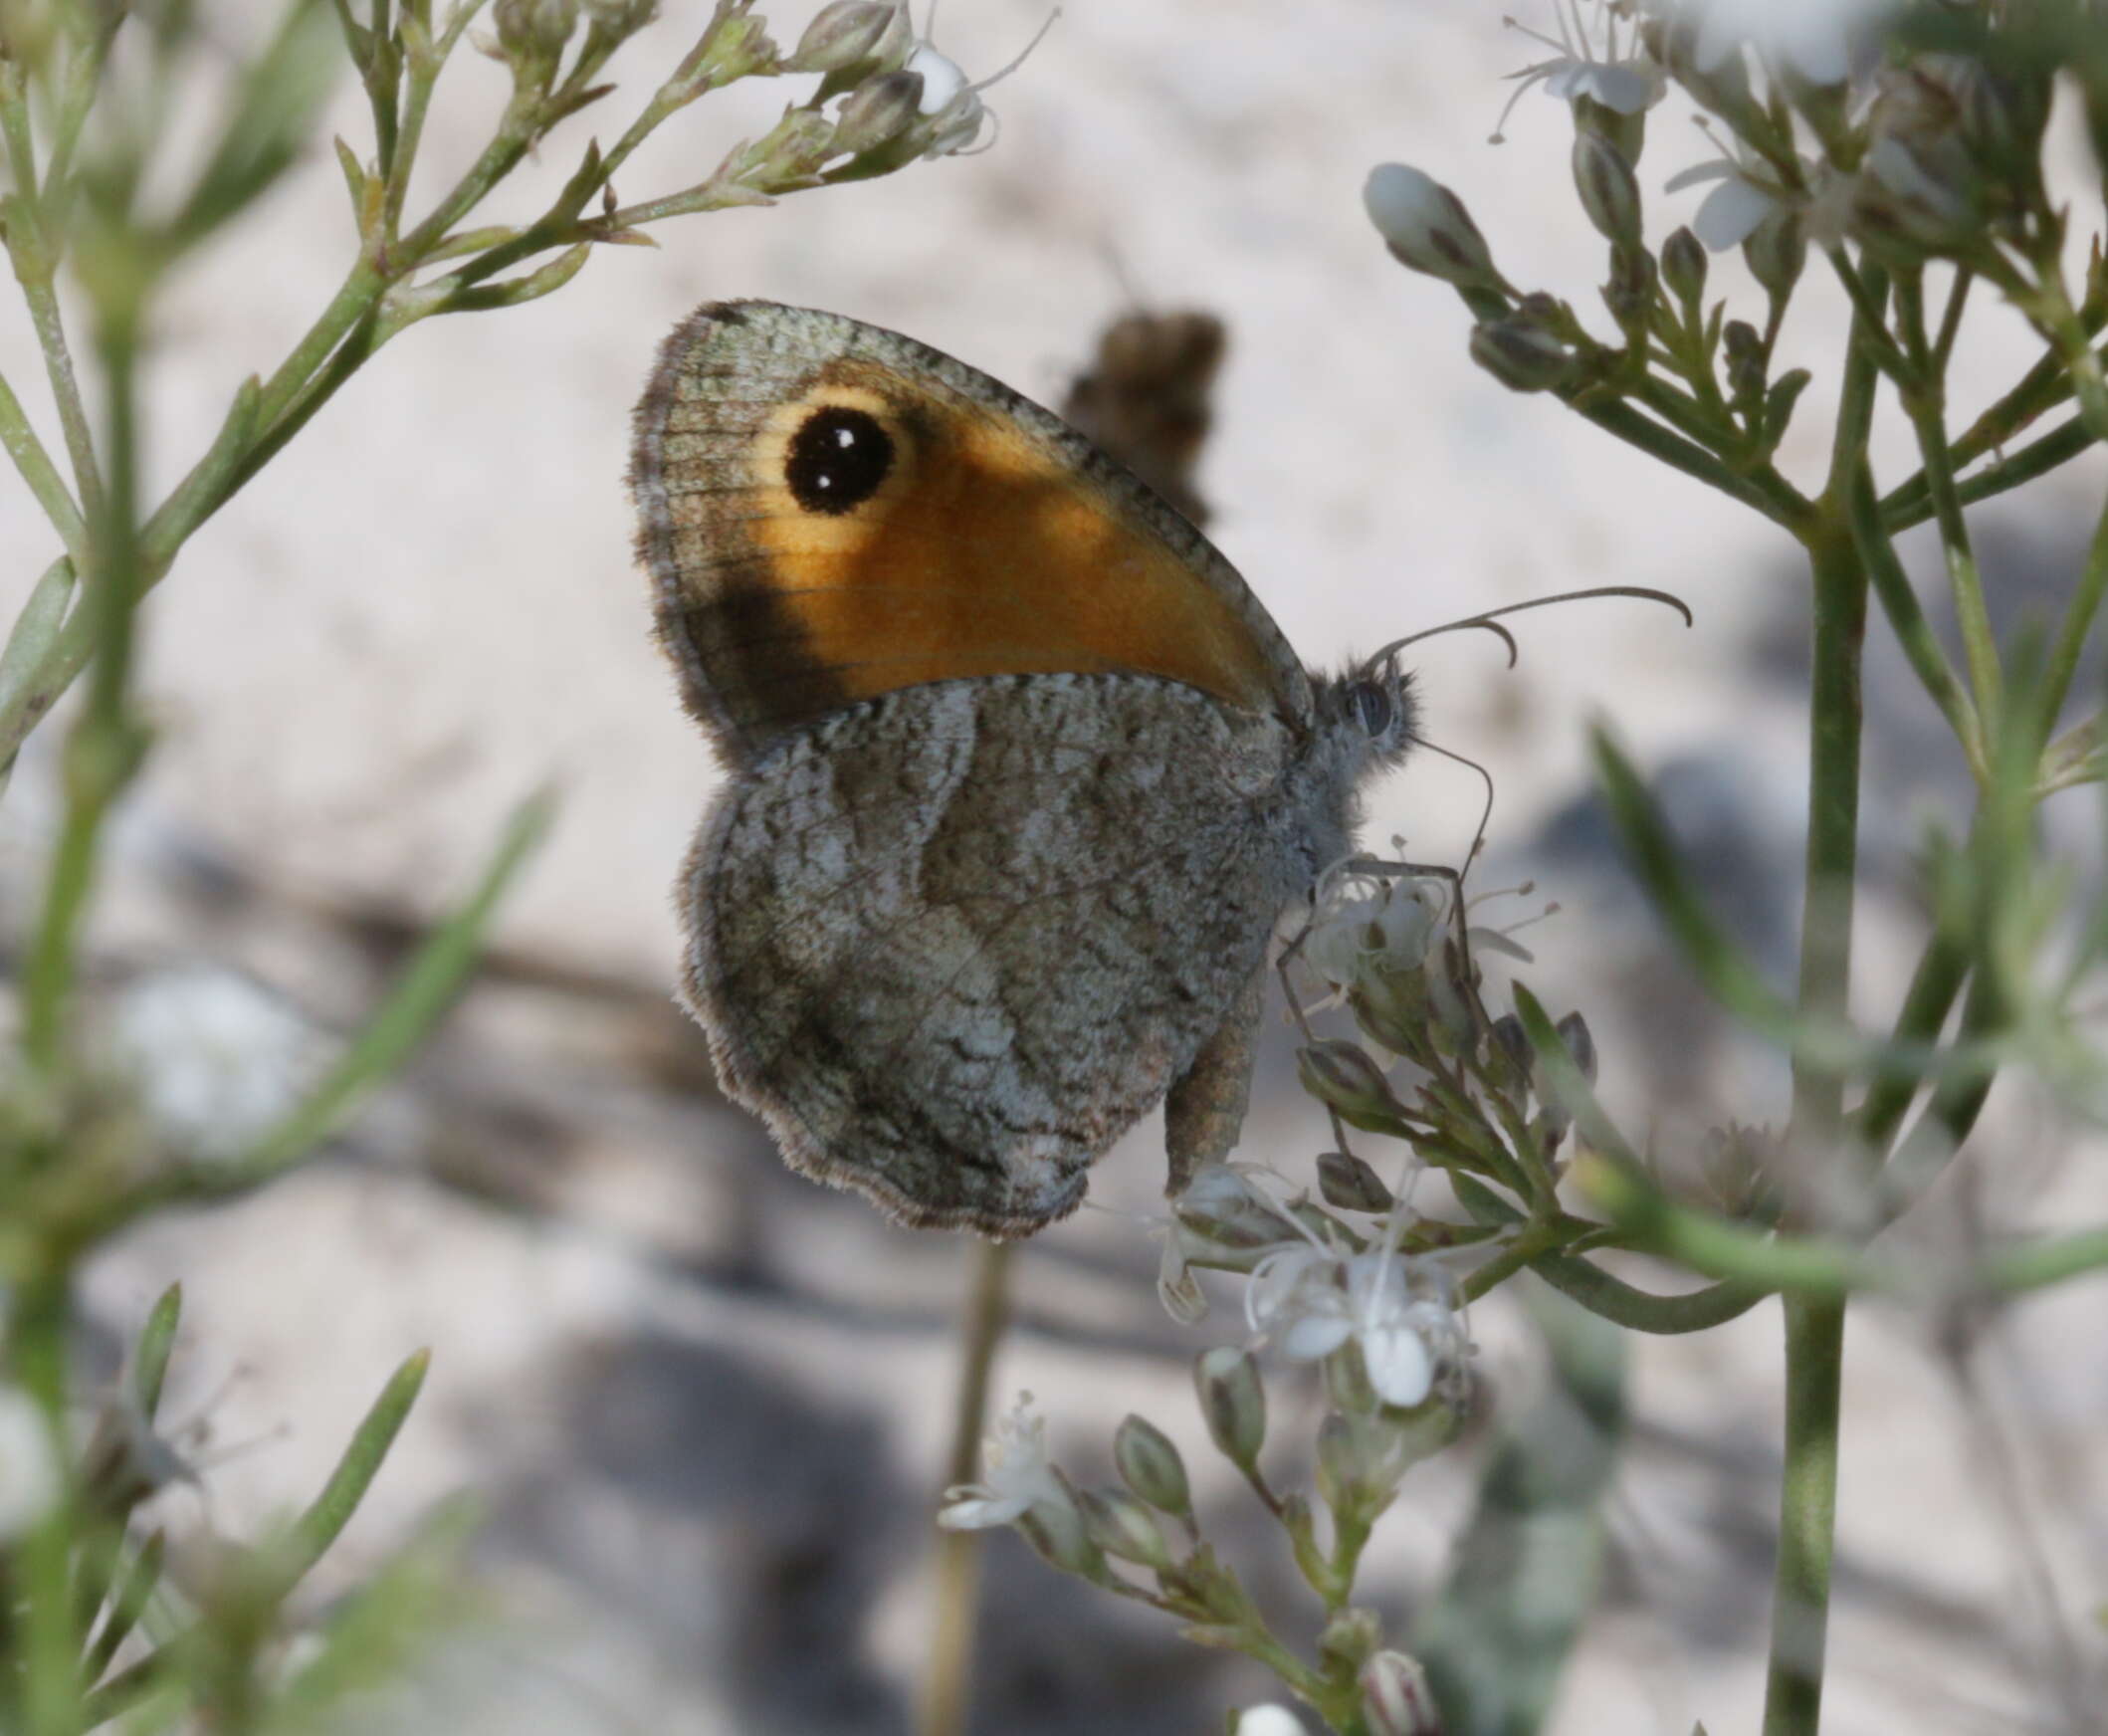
[784,405,895,516]
[1348,679,1393,738]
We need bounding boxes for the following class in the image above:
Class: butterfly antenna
[1358,583,1692,680]
[1411,734,1499,896]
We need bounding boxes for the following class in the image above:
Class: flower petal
[1279,1311,1356,1362]
[1364,1326,1435,1410]
[1663,159,1739,193]
[937,1492,1025,1530]
[1692,176,1778,250]
[1582,62,1664,113]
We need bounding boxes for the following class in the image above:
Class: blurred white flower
[938,1393,1065,1529]
[0,1386,60,1541]
[1235,1709,1309,1736]
[1246,1238,1469,1410]
[1495,0,1666,141]
[1653,0,1897,87]
[112,964,335,1163]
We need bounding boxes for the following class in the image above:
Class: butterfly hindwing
[687,673,1304,1235]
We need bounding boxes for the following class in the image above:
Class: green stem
[11,1267,83,1736]
[18,269,105,523]
[1882,409,2097,530]
[1761,1297,1845,1736]
[1573,394,1812,530]
[1845,463,1984,778]
[1978,1224,2108,1293]
[1853,923,1969,1160]
[21,289,144,1073]
[1931,268,1973,372]
[919,1240,1013,1736]
[1762,333,1870,1724]
[1905,398,2002,731]
[2035,491,2108,753]
[1789,525,1866,1140]
[1824,250,1913,390]
[2024,269,2108,443]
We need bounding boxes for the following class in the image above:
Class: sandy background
[2,1,2106,1730]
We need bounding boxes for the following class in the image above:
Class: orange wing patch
[633,304,1300,761]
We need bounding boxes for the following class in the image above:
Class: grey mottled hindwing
[684,672,1305,1235]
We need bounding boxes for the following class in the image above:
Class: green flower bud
[1488,1011,1532,1083]
[1468,317,1577,394]
[1555,1010,1596,1084]
[1763,367,1813,447]
[1661,224,1707,310]
[1318,1606,1383,1675]
[791,0,908,73]
[1015,1489,1106,1580]
[1723,319,1765,399]
[1360,1650,1442,1736]
[1324,1337,1380,1416]
[1194,1346,1267,1470]
[1364,163,1502,291]
[1742,207,1805,300]
[1076,1486,1176,1571]
[832,69,925,155]
[1573,128,1641,247]
[1317,1148,1393,1214]
[734,106,839,187]
[582,0,656,38]
[1601,241,1656,328]
[1113,1414,1191,1519]
[1348,969,1433,1059]
[1317,1410,1413,1520]
[1574,91,1645,164]
[1297,1039,1405,1127]
[494,0,575,83]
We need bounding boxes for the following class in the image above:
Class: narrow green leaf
[81,1531,166,1685]
[286,1348,431,1585]
[199,788,552,1193]
[132,1283,183,1420]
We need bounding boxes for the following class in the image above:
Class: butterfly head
[1315,659,1418,769]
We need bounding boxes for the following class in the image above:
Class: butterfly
[627,300,1416,1238]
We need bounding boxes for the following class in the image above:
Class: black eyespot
[1347,680,1393,738]
[783,405,895,516]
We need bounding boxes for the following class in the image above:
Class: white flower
[1495,0,1667,142]
[1246,1240,1469,1410]
[937,1394,1065,1529]
[1235,1709,1309,1736]
[906,40,967,112]
[1665,0,1896,88]
[1154,1165,1306,1324]
[1664,141,1794,249]
[1363,164,1502,289]
[1303,867,1449,995]
[902,2,1057,157]
[0,1386,60,1541]
[111,964,334,1162]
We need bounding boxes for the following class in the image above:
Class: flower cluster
[1368,0,2068,433]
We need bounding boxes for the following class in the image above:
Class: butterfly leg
[1163,963,1266,1195]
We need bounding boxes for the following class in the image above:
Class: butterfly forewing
[629,301,1312,763]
